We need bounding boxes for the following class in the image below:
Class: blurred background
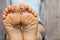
[0,0,60,40]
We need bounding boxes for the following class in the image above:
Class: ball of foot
[2,5,20,26]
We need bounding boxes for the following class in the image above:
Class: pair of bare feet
[2,4,45,40]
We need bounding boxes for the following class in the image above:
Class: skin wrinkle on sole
[6,24,44,40]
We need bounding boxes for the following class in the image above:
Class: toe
[5,8,9,13]
[27,7,38,17]
[7,6,12,12]
[3,11,8,16]
[33,12,38,17]
[4,8,9,15]
[11,4,19,13]
[19,4,25,13]
[2,15,6,20]
[28,7,32,13]
[24,4,29,11]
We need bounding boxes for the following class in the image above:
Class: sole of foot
[2,5,23,40]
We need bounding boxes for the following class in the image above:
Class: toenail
[28,8,32,13]
[7,6,12,11]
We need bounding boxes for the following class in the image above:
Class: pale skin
[2,4,45,40]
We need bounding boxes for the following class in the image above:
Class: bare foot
[19,4,45,40]
[19,4,38,40]
[2,5,23,40]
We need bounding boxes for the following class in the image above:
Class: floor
[41,0,60,40]
[0,0,6,40]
